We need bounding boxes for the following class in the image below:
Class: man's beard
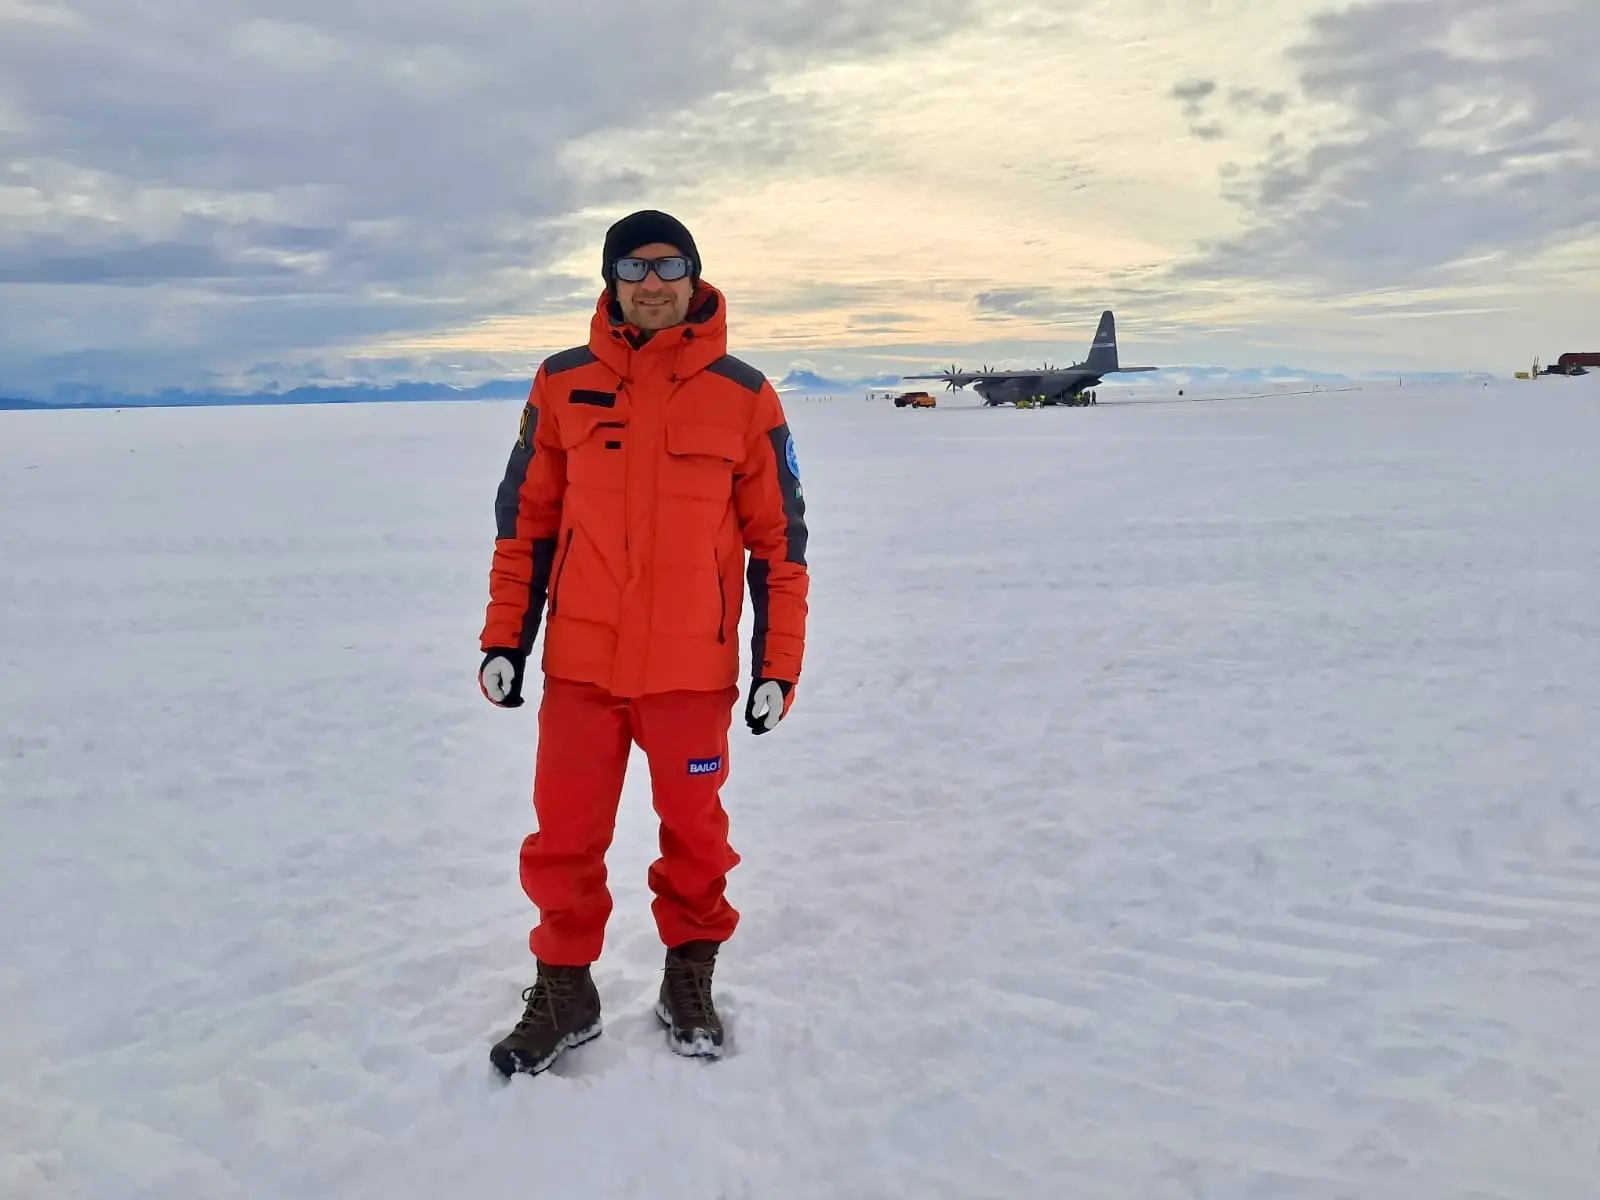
[624,292,686,328]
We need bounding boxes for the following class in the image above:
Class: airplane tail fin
[1085,310,1118,373]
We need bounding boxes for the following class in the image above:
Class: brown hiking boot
[489,961,601,1078]
[655,940,725,1058]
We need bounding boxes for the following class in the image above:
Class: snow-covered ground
[3,375,1598,1198]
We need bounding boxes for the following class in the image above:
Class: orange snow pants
[520,675,743,965]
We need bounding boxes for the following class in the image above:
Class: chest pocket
[663,423,745,500]
[559,407,627,494]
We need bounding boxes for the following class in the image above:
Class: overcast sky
[2,0,1596,395]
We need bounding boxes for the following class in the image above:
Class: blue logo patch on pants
[687,756,722,776]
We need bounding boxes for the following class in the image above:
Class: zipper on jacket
[714,550,727,643]
[548,528,574,615]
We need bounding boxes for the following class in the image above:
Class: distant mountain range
[0,364,1495,411]
[1,379,533,410]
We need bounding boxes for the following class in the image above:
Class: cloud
[1227,86,1288,116]
[975,288,1054,316]
[0,0,979,391]
[1170,78,1217,116]
[0,238,284,286]
[974,274,1181,323]
[6,0,1596,393]
[1168,76,1234,140]
[1185,0,1600,290]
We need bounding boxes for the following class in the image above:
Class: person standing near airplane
[476,209,810,1077]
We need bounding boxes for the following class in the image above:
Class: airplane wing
[902,369,1060,383]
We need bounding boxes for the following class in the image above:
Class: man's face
[614,241,694,330]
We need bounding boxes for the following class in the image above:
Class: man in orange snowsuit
[477,210,808,1077]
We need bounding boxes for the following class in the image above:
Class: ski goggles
[613,254,692,283]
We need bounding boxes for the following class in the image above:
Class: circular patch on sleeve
[784,433,799,479]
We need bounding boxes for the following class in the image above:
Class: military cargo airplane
[903,309,1157,406]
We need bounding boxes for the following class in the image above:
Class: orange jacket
[481,281,809,699]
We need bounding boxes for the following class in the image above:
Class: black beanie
[601,209,700,293]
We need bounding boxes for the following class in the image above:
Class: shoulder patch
[706,354,766,394]
[517,402,537,449]
[542,345,597,376]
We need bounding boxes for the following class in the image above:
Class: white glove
[479,649,526,707]
[744,678,791,734]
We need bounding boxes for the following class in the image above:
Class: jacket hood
[588,280,728,381]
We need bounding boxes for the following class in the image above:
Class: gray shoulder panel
[706,354,766,394]
[765,423,807,566]
[543,345,597,376]
[495,403,538,540]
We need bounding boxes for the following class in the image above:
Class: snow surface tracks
[3,383,1599,1198]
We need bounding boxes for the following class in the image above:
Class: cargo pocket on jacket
[662,423,744,500]
[561,411,627,493]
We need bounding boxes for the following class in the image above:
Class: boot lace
[514,971,578,1036]
[665,956,717,1025]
